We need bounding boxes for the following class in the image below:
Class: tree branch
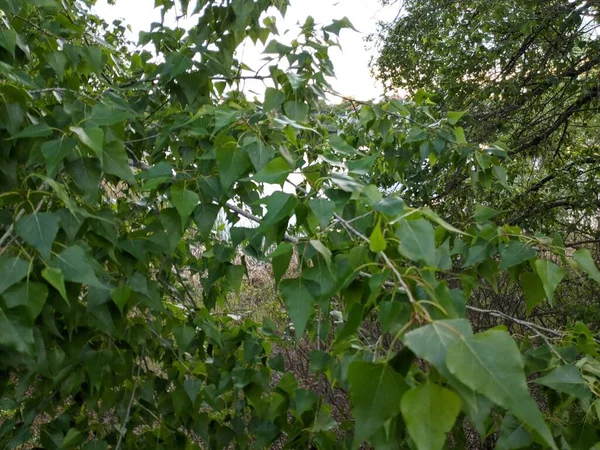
[513,90,598,155]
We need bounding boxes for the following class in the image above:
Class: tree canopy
[0,0,599,449]
[373,0,600,234]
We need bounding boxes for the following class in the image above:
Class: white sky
[93,0,399,101]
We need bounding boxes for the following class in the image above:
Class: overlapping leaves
[0,1,598,449]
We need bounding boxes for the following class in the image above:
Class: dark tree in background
[373,0,600,234]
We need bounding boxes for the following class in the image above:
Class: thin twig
[465,305,564,338]
[174,266,200,308]
[28,87,96,101]
[225,202,299,244]
[124,133,162,144]
[14,15,65,40]
[115,350,144,450]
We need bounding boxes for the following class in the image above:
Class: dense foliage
[0,0,599,449]
[373,0,600,389]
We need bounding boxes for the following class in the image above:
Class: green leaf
[263,87,285,112]
[159,208,183,253]
[475,151,491,170]
[42,267,68,302]
[454,126,466,144]
[374,197,404,217]
[259,191,297,229]
[66,158,101,201]
[286,71,305,89]
[520,272,546,314]
[110,285,132,314]
[436,240,452,271]
[70,126,104,158]
[359,105,375,125]
[396,219,437,267]
[226,264,245,292]
[464,239,496,267]
[328,134,357,156]
[310,239,332,267]
[15,211,59,260]
[348,361,408,447]
[192,203,220,238]
[253,157,292,185]
[61,428,85,448]
[311,408,337,432]
[369,221,387,253]
[101,140,136,184]
[323,16,357,36]
[496,415,533,450]
[330,173,364,193]
[52,246,104,288]
[8,123,52,140]
[474,205,500,223]
[498,241,536,269]
[534,260,565,305]
[0,308,33,354]
[493,165,510,189]
[162,52,192,80]
[404,319,473,377]
[41,138,77,177]
[447,111,465,125]
[247,140,275,171]
[0,256,29,296]
[446,330,557,449]
[173,325,195,354]
[216,146,251,191]
[184,378,202,403]
[82,46,104,74]
[88,103,137,126]
[308,198,335,229]
[3,282,48,321]
[405,126,426,143]
[82,441,108,450]
[401,382,461,450]
[214,107,243,133]
[46,50,67,78]
[534,365,592,400]
[56,209,82,242]
[573,249,600,284]
[379,301,411,335]
[169,185,199,230]
[347,154,378,175]
[232,0,254,28]
[279,277,314,339]
[270,242,293,284]
[0,29,17,58]
[137,161,173,191]
[420,207,468,236]
[283,101,308,122]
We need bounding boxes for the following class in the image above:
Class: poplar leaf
[401,382,461,450]
[348,361,408,448]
